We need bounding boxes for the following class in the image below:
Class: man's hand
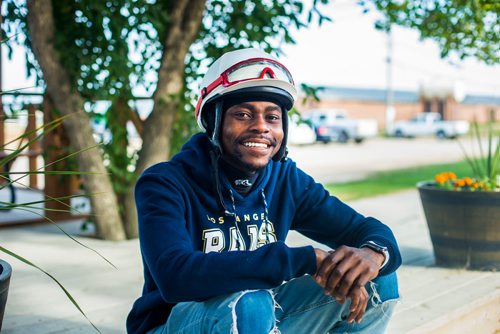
[313,246,384,323]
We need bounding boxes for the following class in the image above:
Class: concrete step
[406,289,500,334]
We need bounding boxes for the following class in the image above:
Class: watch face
[368,241,387,252]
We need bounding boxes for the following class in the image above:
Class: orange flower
[455,179,465,187]
[435,174,447,184]
[464,177,473,186]
[447,172,457,180]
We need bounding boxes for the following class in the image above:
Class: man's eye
[234,112,251,119]
[267,115,281,121]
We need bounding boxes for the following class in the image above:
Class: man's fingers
[347,291,360,323]
[331,269,362,298]
[326,260,365,299]
[323,247,367,296]
[316,251,343,288]
[354,288,369,323]
[346,287,369,324]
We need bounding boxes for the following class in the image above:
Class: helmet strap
[273,110,289,162]
[210,100,224,155]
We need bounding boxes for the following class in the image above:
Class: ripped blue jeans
[148,272,399,334]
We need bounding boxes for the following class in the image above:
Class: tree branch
[27,0,79,107]
[136,0,206,174]
[152,0,206,107]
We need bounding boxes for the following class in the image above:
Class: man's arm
[289,165,402,276]
[285,163,401,321]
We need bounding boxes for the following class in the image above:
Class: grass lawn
[325,160,475,201]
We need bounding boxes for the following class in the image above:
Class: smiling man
[221,101,283,172]
[127,49,401,334]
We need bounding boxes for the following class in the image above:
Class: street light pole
[385,25,395,134]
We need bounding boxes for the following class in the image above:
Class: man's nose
[250,115,269,132]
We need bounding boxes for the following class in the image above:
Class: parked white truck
[388,112,469,139]
[305,109,378,144]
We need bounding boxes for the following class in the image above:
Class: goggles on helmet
[195,57,294,115]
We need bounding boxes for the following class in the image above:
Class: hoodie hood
[169,133,215,192]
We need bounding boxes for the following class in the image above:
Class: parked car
[305,109,378,144]
[287,114,316,145]
[387,112,469,139]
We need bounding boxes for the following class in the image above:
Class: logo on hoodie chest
[234,179,252,187]
[206,212,266,225]
[202,212,276,253]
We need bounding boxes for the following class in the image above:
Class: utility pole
[385,25,395,134]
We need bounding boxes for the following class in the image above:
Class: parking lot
[288,136,477,183]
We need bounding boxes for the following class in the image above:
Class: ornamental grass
[433,119,499,192]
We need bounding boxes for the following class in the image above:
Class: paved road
[287,136,478,183]
[8,135,477,187]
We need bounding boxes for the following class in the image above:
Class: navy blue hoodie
[127,133,401,333]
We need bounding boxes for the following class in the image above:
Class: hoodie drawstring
[260,189,272,245]
[210,149,273,249]
[210,149,246,250]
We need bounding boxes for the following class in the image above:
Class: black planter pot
[0,259,12,331]
[418,182,500,270]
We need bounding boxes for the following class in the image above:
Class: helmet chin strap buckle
[273,146,288,162]
[280,148,289,162]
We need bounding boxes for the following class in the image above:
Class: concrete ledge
[407,289,500,334]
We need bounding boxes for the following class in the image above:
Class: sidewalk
[0,190,498,333]
[286,190,499,334]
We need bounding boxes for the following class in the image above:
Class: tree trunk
[135,0,206,175]
[123,187,138,238]
[27,0,126,241]
[111,98,140,238]
[123,0,206,239]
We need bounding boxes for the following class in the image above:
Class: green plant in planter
[0,114,113,332]
[417,119,500,270]
[425,120,499,190]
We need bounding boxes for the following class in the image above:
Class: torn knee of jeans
[362,281,398,324]
[369,280,400,304]
[369,281,383,306]
[228,290,281,334]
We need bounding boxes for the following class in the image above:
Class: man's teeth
[244,142,267,148]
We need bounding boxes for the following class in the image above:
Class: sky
[2,1,500,98]
[281,1,500,97]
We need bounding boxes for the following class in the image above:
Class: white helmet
[195,48,297,161]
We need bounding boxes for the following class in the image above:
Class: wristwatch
[360,241,389,269]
